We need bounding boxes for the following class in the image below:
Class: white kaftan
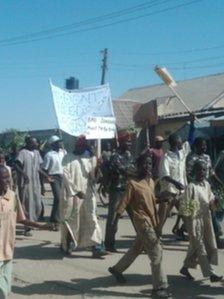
[16,149,43,221]
[60,153,102,250]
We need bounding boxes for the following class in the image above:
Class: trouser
[113,226,168,290]
[0,260,12,299]
[212,210,224,237]
[105,189,124,249]
[158,194,179,235]
[92,243,105,254]
[183,218,214,277]
[63,230,105,255]
[50,175,63,223]
[158,202,170,235]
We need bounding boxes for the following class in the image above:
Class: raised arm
[188,113,195,146]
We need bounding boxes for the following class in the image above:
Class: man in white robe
[60,136,105,258]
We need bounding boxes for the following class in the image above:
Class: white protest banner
[50,81,115,137]
[85,117,116,139]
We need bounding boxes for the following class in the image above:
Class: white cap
[48,135,62,145]
[155,135,164,142]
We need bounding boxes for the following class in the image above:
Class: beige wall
[211,120,224,127]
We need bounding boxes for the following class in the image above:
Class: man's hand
[41,186,46,196]
[164,176,185,191]
[47,176,54,183]
[189,113,196,123]
[101,186,108,197]
[76,191,85,199]
[24,175,29,184]
[159,191,172,202]
[173,181,185,191]
[39,223,53,230]
[209,199,217,211]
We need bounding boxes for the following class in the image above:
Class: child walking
[179,161,223,282]
[0,165,48,298]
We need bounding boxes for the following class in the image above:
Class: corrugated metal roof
[118,72,224,111]
[113,72,224,128]
[112,99,139,129]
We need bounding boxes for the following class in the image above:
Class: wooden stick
[168,85,201,122]
[146,121,150,148]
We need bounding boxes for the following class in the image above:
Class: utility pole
[100,48,108,85]
[96,48,108,158]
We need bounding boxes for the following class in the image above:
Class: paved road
[10,192,224,299]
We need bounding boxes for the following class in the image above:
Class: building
[113,72,224,137]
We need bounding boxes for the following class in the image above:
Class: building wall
[211,120,224,127]
[155,119,187,138]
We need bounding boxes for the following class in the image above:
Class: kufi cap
[155,135,164,142]
[48,135,62,145]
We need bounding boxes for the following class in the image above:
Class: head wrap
[75,135,87,149]
[117,131,132,143]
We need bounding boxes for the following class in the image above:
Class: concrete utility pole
[100,48,108,85]
[97,48,108,158]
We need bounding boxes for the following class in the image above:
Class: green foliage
[126,125,140,135]
[0,129,27,154]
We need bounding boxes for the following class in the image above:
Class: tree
[0,129,27,154]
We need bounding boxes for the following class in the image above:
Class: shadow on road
[115,238,135,250]
[115,234,189,252]
[14,241,64,260]
[12,274,224,298]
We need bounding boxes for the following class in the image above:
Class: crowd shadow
[14,241,64,261]
[115,238,134,250]
[121,235,135,239]
[162,234,188,243]
[14,241,112,261]
[168,275,224,299]
[12,274,151,298]
[98,213,129,220]
[114,233,189,252]
[12,273,224,298]
[163,246,187,252]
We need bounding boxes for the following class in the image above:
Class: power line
[165,54,224,65]
[1,52,224,68]
[2,51,224,69]
[111,62,224,72]
[0,0,166,45]
[170,62,224,70]
[0,0,202,47]
[2,53,224,71]
[111,54,224,68]
[115,44,224,56]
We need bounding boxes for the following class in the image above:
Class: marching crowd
[0,113,224,298]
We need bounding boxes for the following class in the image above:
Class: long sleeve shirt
[116,178,159,233]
